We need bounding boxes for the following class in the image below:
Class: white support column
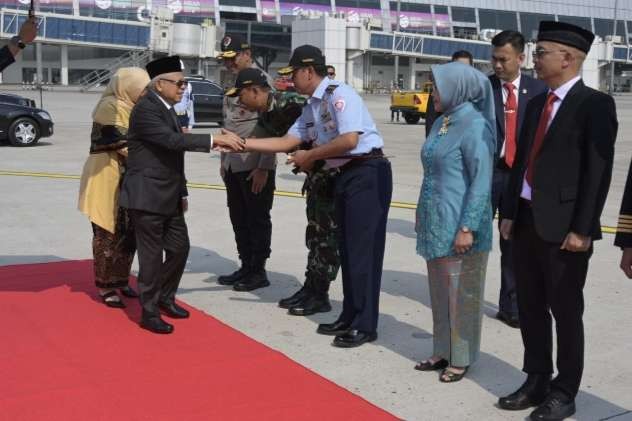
[60,44,69,86]
[73,0,80,16]
[408,59,416,90]
[35,42,43,84]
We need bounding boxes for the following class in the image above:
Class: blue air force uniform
[288,76,393,337]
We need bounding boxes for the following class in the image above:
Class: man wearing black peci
[119,56,243,334]
[499,22,617,420]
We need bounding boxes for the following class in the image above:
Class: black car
[0,93,54,146]
[186,76,223,126]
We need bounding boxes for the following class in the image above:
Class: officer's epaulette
[324,84,338,94]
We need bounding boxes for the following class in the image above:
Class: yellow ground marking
[1,170,617,234]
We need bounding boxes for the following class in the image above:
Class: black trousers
[512,202,591,399]
[130,209,190,319]
[492,165,518,317]
[224,168,275,266]
[335,158,392,333]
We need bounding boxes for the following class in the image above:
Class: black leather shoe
[529,393,575,421]
[140,317,173,334]
[332,330,378,348]
[159,301,190,319]
[496,311,520,328]
[218,266,250,286]
[316,320,351,336]
[233,269,270,292]
[498,375,551,410]
[288,295,332,316]
[278,287,311,309]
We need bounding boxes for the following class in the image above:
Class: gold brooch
[438,116,450,136]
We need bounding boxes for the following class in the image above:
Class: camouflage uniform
[255,91,340,293]
[302,163,340,294]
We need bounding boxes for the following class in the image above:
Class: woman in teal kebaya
[414,61,495,382]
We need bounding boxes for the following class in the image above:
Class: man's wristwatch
[460,226,471,234]
[10,36,26,49]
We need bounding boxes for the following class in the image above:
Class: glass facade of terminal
[0,1,628,51]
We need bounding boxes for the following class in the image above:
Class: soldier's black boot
[278,286,311,309]
[218,261,250,286]
[288,292,331,316]
[233,259,270,292]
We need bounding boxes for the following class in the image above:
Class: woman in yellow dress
[78,67,150,308]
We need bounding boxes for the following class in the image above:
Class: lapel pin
[522,89,528,94]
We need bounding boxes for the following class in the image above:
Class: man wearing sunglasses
[216,34,278,293]
[326,65,336,80]
[119,55,244,334]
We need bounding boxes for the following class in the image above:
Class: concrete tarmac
[1,89,631,420]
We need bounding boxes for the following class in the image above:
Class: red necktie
[526,92,558,186]
[503,82,517,167]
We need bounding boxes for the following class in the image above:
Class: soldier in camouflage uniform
[228,67,340,316]
[286,160,340,315]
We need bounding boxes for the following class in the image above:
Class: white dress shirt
[520,75,581,200]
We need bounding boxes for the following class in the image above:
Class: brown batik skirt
[92,207,135,289]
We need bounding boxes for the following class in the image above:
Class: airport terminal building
[0,0,629,91]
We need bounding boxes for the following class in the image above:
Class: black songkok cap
[537,21,595,54]
[278,45,326,75]
[146,55,184,79]
[225,68,269,97]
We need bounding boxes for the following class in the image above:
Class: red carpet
[0,260,395,421]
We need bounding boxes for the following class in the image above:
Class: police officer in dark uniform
[216,34,277,292]
[616,160,632,279]
[227,68,340,316]
[232,45,393,348]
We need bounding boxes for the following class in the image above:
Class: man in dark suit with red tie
[489,31,547,329]
[120,56,243,334]
[498,22,617,420]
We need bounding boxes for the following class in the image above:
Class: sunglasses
[327,72,335,76]
[161,78,188,88]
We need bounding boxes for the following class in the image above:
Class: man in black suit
[489,31,547,329]
[119,56,243,334]
[498,22,617,420]
[0,16,38,73]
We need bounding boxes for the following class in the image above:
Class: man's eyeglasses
[161,78,188,88]
[327,72,335,76]
[532,48,568,59]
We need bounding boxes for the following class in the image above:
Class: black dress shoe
[496,311,520,328]
[316,320,351,336]
[119,286,139,298]
[233,269,270,292]
[159,301,190,319]
[140,317,174,334]
[218,266,250,286]
[530,393,575,421]
[288,295,332,316]
[332,330,377,348]
[278,287,311,309]
[498,374,551,410]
